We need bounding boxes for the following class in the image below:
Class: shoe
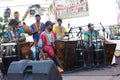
[57,66,64,73]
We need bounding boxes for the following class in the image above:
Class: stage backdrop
[55,0,89,19]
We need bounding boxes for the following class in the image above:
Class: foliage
[0,16,9,40]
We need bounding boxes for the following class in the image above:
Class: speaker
[7,60,62,80]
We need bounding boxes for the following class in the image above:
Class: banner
[55,0,89,19]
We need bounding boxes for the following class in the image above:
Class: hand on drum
[85,46,91,51]
[4,37,9,43]
[51,42,55,49]
[10,38,19,42]
[32,29,38,34]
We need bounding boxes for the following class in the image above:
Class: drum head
[115,50,120,57]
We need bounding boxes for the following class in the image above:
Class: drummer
[2,19,26,75]
[84,23,104,50]
[40,21,64,72]
[3,19,26,43]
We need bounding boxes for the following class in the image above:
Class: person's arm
[63,27,67,33]
[41,23,45,32]
[29,24,38,35]
[53,26,57,33]
[97,32,104,40]
[63,27,67,37]
[3,32,9,43]
[84,32,91,50]
[84,32,89,46]
[11,29,26,42]
[40,33,46,47]
[17,36,26,42]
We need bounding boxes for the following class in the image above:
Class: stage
[62,65,120,80]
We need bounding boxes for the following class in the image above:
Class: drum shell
[55,40,77,71]
[104,41,116,64]
[2,43,17,57]
[114,50,120,64]
[1,43,19,74]
[20,42,31,59]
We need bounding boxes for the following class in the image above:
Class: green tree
[0,15,10,42]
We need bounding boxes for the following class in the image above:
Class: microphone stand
[15,28,21,60]
[76,27,87,68]
[67,27,73,40]
[100,22,106,65]
[90,31,95,67]
[95,31,100,66]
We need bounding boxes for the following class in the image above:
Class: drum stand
[100,23,107,65]
[75,27,87,68]
[90,31,105,68]
[89,32,95,67]
[94,34,103,67]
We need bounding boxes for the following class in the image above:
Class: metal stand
[100,23,107,65]
[75,27,87,68]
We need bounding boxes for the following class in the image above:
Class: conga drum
[114,50,120,64]
[20,42,31,59]
[1,43,19,74]
[55,40,77,71]
[104,41,116,64]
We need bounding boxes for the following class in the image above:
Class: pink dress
[40,31,56,57]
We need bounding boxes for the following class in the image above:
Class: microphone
[100,22,108,38]
[76,27,82,37]
[67,22,70,29]
[68,27,73,33]
[65,27,72,36]
[100,22,105,31]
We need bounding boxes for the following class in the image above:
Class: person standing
[30,14,45,60]
[53,19,66,40]
[30,14,45,44]
[40,21,64,72]
[13,11,20,23]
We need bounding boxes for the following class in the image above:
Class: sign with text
[55,0,89,19]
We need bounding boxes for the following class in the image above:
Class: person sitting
[40,21,64,73]
[3,19,26,43]
[84,23,104,50]
[2,19,26,75]
[84,23,105,66]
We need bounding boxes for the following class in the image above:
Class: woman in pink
[40,21,63,72]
